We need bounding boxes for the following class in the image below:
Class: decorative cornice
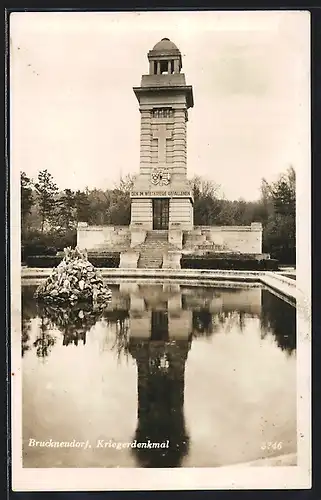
[133,85,194,109]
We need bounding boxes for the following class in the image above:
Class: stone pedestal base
[130,229,147,248]
[162,251,182,269]
[119,251,139,269]
[168,229,183,249]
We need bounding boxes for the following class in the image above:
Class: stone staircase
[136,231,177,269]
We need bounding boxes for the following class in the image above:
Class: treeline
[21,167,295,264]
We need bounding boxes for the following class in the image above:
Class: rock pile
[34,247,112,305]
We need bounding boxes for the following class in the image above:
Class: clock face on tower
[151,168,171,186]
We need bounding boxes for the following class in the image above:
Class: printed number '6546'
[261,442,283,451]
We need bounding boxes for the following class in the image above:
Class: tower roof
[151,38,180,53]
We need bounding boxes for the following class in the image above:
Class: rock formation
[34,247,112,305]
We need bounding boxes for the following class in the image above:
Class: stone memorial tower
[130,38,194,231]
[77,38,263,262]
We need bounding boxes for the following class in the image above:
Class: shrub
[22,230,77,262]
[54,231,77,251]
[23,244,57,257]
[86,254,120,268]
[26,256,63,268]
[26,253,120,268]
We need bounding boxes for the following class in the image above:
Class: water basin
[21,280,296,468]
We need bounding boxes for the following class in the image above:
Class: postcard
[10,10,311,491]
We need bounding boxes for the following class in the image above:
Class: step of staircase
[146,230,168,237]
[137,230,172,269]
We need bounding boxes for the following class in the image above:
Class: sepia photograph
[10,10,311,491]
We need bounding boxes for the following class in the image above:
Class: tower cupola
[148,37,182,75]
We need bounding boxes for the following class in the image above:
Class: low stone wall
[77,222,263,255]
[77,223,130,251]
[184,223,263,254]
[21,269,297,301]
[260,272,297,303]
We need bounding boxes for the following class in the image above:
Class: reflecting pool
[21,281,296,468]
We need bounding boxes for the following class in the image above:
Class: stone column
[173,108,187,176]
[174,59,180,73]
[156,61,161,74]
[149,60,154,74]
[167,60,171,74]
[140,110,152,168]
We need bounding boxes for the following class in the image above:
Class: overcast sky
[10,11,309,201]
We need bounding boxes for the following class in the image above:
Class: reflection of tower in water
[62,328,87,347]
[128,284,192,468]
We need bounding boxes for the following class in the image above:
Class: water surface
[21,281,297,468]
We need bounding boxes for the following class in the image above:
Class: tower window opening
[171,60,174,73]
[153,61,157,75]
[160,61,168,74]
